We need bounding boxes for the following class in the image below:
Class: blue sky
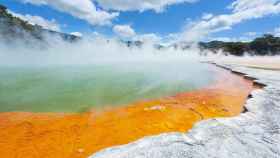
[1,0,280,42]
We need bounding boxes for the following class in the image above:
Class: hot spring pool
[0,61,215,112]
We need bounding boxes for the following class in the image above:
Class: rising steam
[0,31,204,66]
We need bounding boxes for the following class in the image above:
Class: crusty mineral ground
[0,66,255,158]
[214,57,280,70]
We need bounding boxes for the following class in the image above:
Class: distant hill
[123,35,280,56]
[199,34,280,56]
[0,4,79,45]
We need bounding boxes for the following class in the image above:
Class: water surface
[0,61,214,112]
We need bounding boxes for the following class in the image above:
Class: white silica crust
[89,64,280,158]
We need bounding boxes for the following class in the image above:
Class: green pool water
[0,61,215,113]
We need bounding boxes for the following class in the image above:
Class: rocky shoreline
[90,63,280,158]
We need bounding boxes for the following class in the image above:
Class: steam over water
[0,37,214,112]
[0,62,214,112]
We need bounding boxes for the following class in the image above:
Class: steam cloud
[0,31,204,67]
[0,25,279,68]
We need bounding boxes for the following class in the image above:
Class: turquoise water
[0,62,214,112]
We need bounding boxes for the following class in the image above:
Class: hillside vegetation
[199,34,280,56]
[0,4,78,43]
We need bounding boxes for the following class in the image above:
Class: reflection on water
[0,61,214,112]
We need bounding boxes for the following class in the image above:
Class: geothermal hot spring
[0,40,255,158]
[0,60,214,112]
[0,38,214,113]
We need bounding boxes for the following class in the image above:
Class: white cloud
[202,13,213,20]
[229,0,277,12]
[273,26,280,36]
[113,25,136,38]
[181,0,280,42]
[96,0,198,12]
[19,0,119,26]
[21,0,46,5]
[70,32,83,37]
[244,32,257,36]
[133,33,162,42]
[113,24,162,43]
[9,10,61,31]
[209,36,251,42]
